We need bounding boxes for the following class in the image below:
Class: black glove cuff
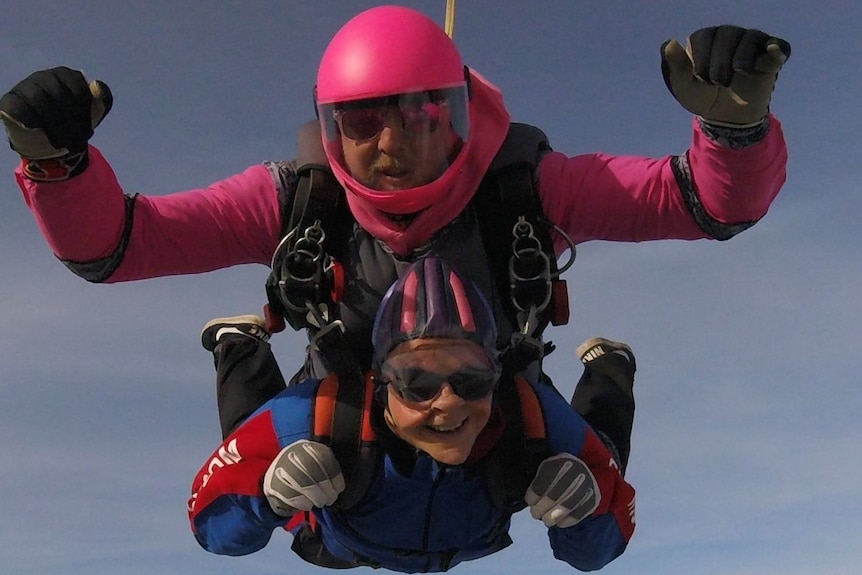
[21,149,89,182]
[698,117,770,149]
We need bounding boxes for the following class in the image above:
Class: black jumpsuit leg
[570,353,636,475]
[211,336,287,439]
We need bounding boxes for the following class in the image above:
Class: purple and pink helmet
[372,257,499,369]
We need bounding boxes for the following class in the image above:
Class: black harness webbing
[286,163,351,262]
[482,375,551,512]
[472,123,568,376]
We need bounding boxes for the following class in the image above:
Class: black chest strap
[481,375,550,512]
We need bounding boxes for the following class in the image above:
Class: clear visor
[317,86,470,192]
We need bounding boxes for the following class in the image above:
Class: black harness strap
[265,162,350,334]
[483,375,551,512]
[472,123,567,376]
[287,163,351,262]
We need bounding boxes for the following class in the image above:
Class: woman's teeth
[426,419,465,433]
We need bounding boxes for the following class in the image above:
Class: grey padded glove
[661,25,791,127]
[525,453,600,528]
[263,440,346,517]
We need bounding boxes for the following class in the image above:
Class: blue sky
[0,1,859,574]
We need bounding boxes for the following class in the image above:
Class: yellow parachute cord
[444,0,456,38]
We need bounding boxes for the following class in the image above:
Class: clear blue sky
[1,1,859,574]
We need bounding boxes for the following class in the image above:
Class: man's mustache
[371,161,410,174]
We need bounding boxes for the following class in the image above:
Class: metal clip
[508,217,553,316]
[277,221,330,313]
[508,305,546,365]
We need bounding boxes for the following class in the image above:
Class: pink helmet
[315,5,472,215]
[316,5,466,104]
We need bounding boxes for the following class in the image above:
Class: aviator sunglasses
[375,364,499,403]
[334,93,444,141]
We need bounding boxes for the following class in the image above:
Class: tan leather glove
[0,67,112,180]
[661,25,791,127]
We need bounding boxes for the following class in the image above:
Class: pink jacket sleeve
[538,116,787,249]
[15,146,285,282]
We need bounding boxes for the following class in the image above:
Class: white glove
[525,453,600,528]
[263,440,346,517]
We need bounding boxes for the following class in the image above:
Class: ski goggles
[333,93,445,141]
[376,364,499,403]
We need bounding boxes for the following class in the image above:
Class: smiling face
[379,338,496,465]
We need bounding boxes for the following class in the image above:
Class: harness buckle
[268,221,342,331]
[311,318,361,378]
[509,217,553,319]
[509,305,545,363]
